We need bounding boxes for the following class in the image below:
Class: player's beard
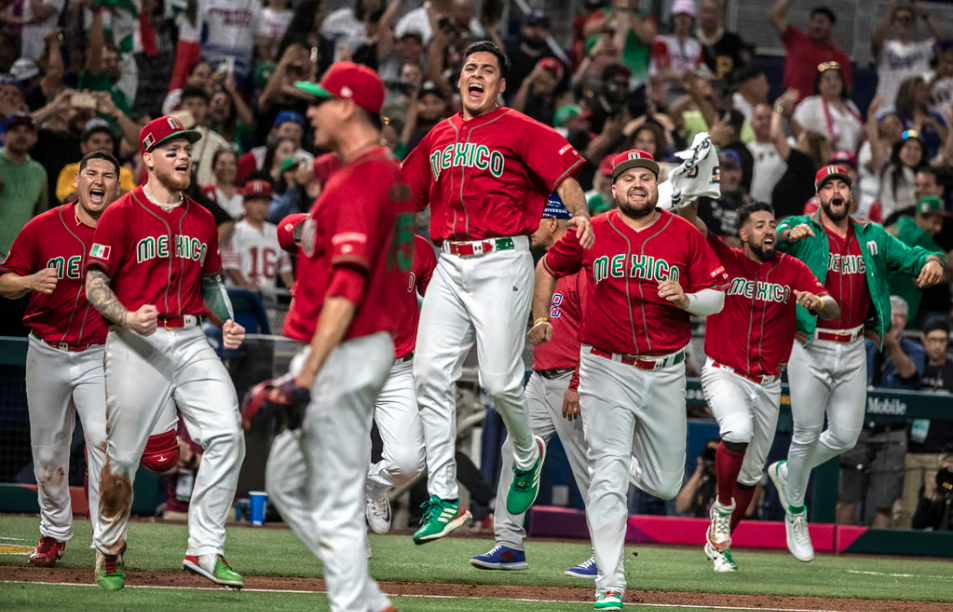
[616,187,658,219]
[819,192,851,222]
[747,238,776,262]
[154,161,192,193]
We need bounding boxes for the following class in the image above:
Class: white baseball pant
[785,332,867,508]
[26,337,107,543]
[366,359,425,495]
[700,358,782,487]
[579,347,687,598]
[414,236,538,501]
[495,370,590,550]
[266,333,395,612]
[93,325,245,557]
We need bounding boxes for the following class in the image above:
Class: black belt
[536,368,574,379]
[394,350,415,365]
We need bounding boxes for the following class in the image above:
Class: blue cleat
[469,545,528,570]
[565,556,598,578]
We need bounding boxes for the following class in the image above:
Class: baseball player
[470,195,596,577]
[264,63,410,612]
[534,150,730,611]
[84,116,247,591]
[678,201,839,573]
[767,165,945,562]
[0,152,121,567]
[401,40,594,544]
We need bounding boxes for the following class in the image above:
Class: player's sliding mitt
[240,374,312,432]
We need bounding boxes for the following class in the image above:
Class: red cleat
[29,536,66,567]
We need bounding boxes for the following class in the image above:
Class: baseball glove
[240,374,312,432]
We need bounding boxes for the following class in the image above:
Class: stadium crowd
[1,0,952,530]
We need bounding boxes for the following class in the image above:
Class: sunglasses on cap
[902,129,920,140]
[817,61,841,72]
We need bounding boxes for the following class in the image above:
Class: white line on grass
[846,570,949,579]
[0,537,28,541]
[0,579,858,612]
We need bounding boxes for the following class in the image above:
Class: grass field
[1,515,952,611]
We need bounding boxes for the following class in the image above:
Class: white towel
[657,133,721,210]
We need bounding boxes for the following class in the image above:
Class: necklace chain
[144,186,184,212]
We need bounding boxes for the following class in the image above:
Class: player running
[470,195,595,577]
[534,151,729,611]
[768,165,945,562]
[678,201,839,572]
[264,63,410,612]
[85,116,246,591]
[401,40,593,544]
[0,151,121,567]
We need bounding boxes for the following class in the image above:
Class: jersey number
[550,293,564,318]
[248,247,278,281]
[388,212,415,273]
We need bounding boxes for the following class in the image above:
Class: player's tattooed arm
[86,269,130,327]
[201,275,235,324]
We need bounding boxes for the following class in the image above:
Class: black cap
[524,10,550,27]
[419,80,447,100]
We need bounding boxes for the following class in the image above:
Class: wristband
[533,317,550,326]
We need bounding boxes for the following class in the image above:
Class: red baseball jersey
[534,271,587,371]
[283,147,415,344]
[0,203,109,345]
[817,225,871,330]
[704,234,828,377]
[86,188,223,317]
[393,235,438,359]
[544,210,730,356]
[401,107,585,243]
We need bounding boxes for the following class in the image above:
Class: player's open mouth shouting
[829,195,846,212]
[89,187,106,205]
[467,81,485,100]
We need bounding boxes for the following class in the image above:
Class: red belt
[157,315,201,329]
[589,347,685,371]
[31,332,96,353]
[443,237,516,258]
[712,361,780,385]
[816,329,863,343]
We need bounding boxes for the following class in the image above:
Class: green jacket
[777,211,945,348]
[887,216,943,328]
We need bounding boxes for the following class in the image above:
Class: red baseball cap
[243,179,273,200]
[294,62,385,115]
[139,115,201,155]
[277,213,308,253]
[537,57,564,80]
[611,150,660,181]
[815,164,852,191]
[598,155,615,177]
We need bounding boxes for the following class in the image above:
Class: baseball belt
[394,350,414,365]
[589,347,685,371]
[536,367,574,379]
[30,331,96,353]
[157,315,201,329]
[815,326,864,344]
[711,361,780,385]
[442,237,515,258]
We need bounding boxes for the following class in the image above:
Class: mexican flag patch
[90,244,111,259]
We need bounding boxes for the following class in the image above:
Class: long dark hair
[895,76,925,118]
[261,137,296,181]
[277,0,323,60]
[884,136,926,200]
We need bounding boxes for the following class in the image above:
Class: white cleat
[366,491,392,534]
[767,461,790,510]
[784,507,815,562]
[704,542,738,573]
[707,499,735,553]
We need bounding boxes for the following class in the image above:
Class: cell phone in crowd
[71,92,97,110]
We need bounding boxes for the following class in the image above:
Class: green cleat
[594,591,623,610]
[183,554,244,588]
[506,436,546,515]
[95,551,125,591]
[412,496,472,545]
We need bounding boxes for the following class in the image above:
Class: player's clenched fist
[782,224,815,244]
[30,267,59,294]
[126,304,159,336]
[223,320,246,349]
[658,280,689,310]
[794,290,824,313]
[916,258,944,288]
[526,320,553,345]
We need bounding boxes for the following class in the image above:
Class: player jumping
[679,200,839,572]
[534,151,729,611]
[768,165,945,562]
[401,40,593,544]
[85,116,246,591]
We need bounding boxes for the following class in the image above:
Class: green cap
[916,196,949,216]
[280,157,297,173]
[554,104,589,128]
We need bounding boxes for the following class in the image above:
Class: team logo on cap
[167,117,183,130]
[142,134,155,150]
[252,182,264,194]
[627,151,650,160]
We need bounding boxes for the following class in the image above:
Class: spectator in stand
[678,72,755,148]
[268,156,323,223]
[395,0,488,46]
[696,0,750,80]
[623,114,674,162]
[928,42,953,123]
[19,0,64,61]
[879,133,927,219]
[275,0,332,77]
[711,108,754,192]
[732,67,770,124]
[895,76,950,162]
[261,138,299,184]
[748,103,786,204]
[0,32,15,74]
[177,86,231,186]
[572,0,607,68]
[804,151,883,223]
[585,155,615,215]
[873,1,944,114]
[322,0,383,61]
[238,110,312,184]
[55,126,136,203]
[582,0,656,86]
[201,148,244,220]
[208,85,254,152]
[887,196,951,327]
[505,10,564,101]
[512,57,564,126]
[769,0,852,100]
[223,179,294,291]
[696,149,748,245]
[77,9,132,130]
[650,0,702,105]
[258,0,295,63]
[844,296,925,528]
[0,76,27,128]
[163,61,214,116]
[899,318,953,527]
[176,0,268,87]
[403,80,449,152]
[0,112,47,256]
[770,88,830,218]
[792,61,863,154]
[376,14,427,98]
[254,45,314,146]
[17,30,65,111]
[861,98,905,201]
